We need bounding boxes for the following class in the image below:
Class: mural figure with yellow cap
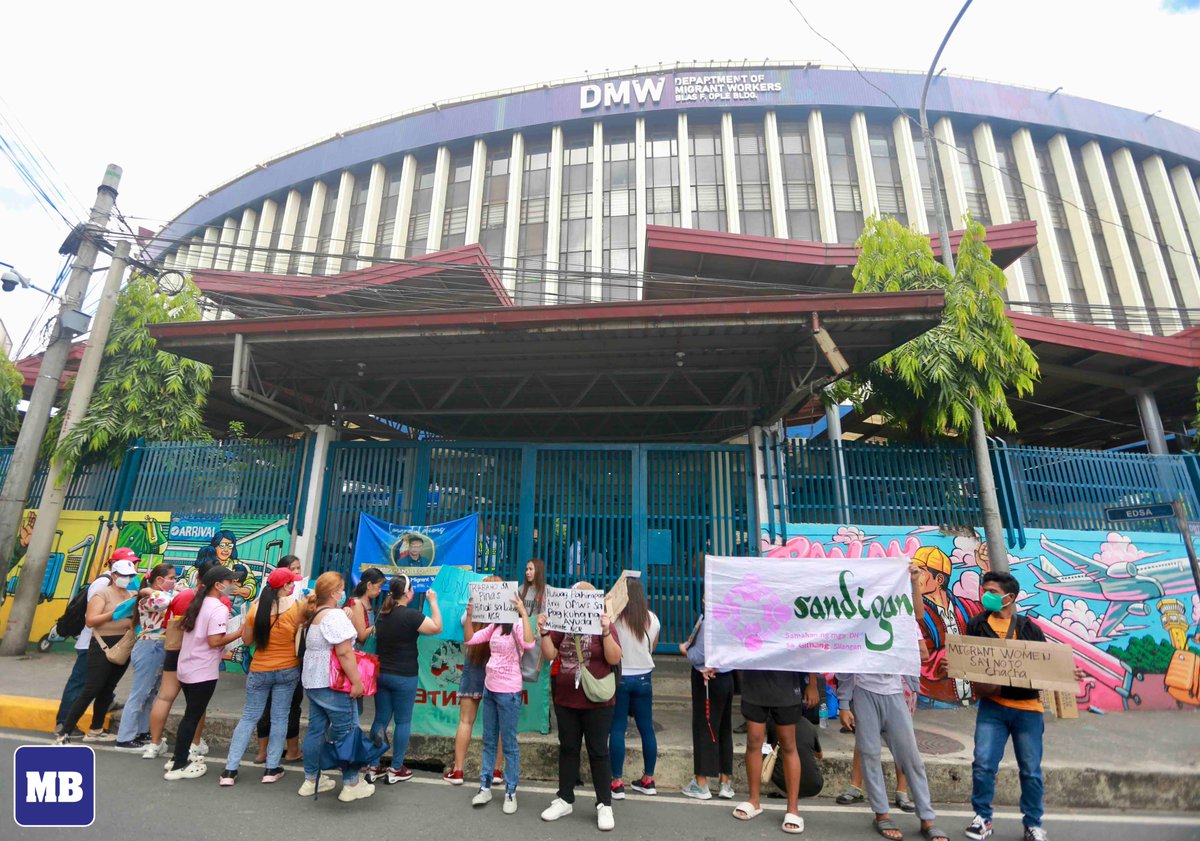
[912,546,983,705]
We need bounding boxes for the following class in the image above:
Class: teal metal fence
[0,447,121,511]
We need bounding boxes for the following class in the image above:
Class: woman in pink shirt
[466,593,533,814]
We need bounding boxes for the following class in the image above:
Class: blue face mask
[981,591,1006,612]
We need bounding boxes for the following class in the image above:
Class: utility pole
[1,242,130,655]
[918,1,1009,572]
[0,165,121,615]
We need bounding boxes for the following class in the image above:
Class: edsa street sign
[1104,502,1174,522]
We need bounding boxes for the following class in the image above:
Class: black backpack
[55,574,110,638]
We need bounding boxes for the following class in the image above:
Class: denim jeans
[226,666,301,771]
[971,698,1045,828]
[610,671,656,779]
[303,686,362,784]
[370,673,418,770]
[481,688,522,795]
[116,638,165,742]
[56,650,90,727]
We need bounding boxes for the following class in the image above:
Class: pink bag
[329,649,379,696]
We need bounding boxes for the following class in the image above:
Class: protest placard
[604,570,641,621]
[543,586,605,635]
[945,634,1079,693]
[469,580,519,624]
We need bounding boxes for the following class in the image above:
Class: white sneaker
[142,740,168,759]
[472,788,493,807]
[719,781,736,799]
[597,803,615,831]
[541,798,574,821]
[163,760,207,781]
[298,776,337,796]
[188,739,209,761]
[337,779,376,802]
[502,794,517,815]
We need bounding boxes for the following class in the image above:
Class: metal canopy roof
[151,292,945,442]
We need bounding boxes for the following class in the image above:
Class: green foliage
[0,353,21,445]
[227,420,246,440]
[46,274,212,470]
[832,216,1039,437]
[1107,633,1178,675]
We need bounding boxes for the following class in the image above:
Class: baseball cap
[913,546,951,576]
[267,567,303,589]
[110,559,138,576]
[110,547,138,564]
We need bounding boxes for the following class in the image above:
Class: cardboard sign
[604,569,641,622]
[945,634,1079,693]
[543,586,605,635]
[469,580,519,624]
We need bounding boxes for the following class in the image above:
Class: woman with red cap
[219,565,307,785]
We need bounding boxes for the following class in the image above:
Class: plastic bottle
[819,701,829,728]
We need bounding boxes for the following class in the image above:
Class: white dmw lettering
[25,771,85,803]
[580,77,666,110]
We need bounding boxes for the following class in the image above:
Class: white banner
[469,581,519,624]
[543,586,604,635]
[703,555,920,676]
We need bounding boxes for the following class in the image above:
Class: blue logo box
[13,745,95,827]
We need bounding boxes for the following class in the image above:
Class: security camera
[1,269,32,293]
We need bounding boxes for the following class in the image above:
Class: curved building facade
[154,62,1200,335]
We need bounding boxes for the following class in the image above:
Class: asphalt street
[2,731,1197,841]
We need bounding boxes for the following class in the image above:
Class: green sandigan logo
[792,570,915,651]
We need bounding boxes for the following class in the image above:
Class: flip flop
[874,818,904,840]
[733,802,763,821]
[920,826,948,841]
[782,812,805,834]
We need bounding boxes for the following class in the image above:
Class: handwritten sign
[604,569,642,622]
[945,634,1078,693]
[469,581,519,624]
[543,586,605,635]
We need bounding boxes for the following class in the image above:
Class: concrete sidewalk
[2,648,1197,810]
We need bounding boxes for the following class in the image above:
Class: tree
[45,274,212,471]
[0,354,21,446]
[832,216,1039,437]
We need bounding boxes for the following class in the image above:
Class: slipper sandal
[895,791,916,813]
[874,818,904,841]
[782,812,805,834]
[920,826,949,841]
[733,802,764,821]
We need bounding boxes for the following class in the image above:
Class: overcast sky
[2,0,1198,359]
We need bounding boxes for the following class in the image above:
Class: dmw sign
[580,77,666,111]
[14,745,95,827]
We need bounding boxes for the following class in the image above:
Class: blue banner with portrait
[350,512,478,592]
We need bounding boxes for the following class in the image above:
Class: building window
[286,189,311,274]
[689,122,726,231]
[559,130,594,304]
[405,158,437,257]
[602,127,637,299]
[955,130,991,225]
[479,144,511,267]
[993,134,1048,307]
[1035,142,1087,310]
[375,162,405,257]
[1070,146,1125,329]
[312,181,340,275]
[441,149,473,250]
[824,120,863,241]
[734,120,773,237]
[1104,154,1162,333]
[777,120,818,241]
[516,137,551,305]
[644,124,680,227]
[868,123,907,226]
[1168,166,1200,281]
[264,196,287,263]
[340,172,371,272]
[1137,160,1191,327]
[911,125,951,235]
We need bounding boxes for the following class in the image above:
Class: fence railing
[0,447,122,512]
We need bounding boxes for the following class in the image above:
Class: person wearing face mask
[956,572,1085,841]
[164,566,243,780]
[55,554,140,744]
[114,563,178,751]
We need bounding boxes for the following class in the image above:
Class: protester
[467,592,534,814]
[143,559,228,761]
[537,582,622,832]
[732,669,819,835]
[165,566,241,780]
[679,613,735,801]
[219,565,307,785]
[114,563,177,751]
[836,745,916,813]
[609,577,660,800]
[444,579,505,787]
[55,554,140,744]
[519,559,546,614]
[254,555,306,765]
[299,571,375,802]
[347,567,385,650]
[953,571,1084,841]
[366,574,442,786]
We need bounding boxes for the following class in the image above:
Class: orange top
[985,614,1044,713]
[246,601,305,672]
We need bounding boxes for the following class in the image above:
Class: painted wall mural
[763,524,1200,711]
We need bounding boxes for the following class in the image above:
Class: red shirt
[169,587,232,620]
[549,627,620,709]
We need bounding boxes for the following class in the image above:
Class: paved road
[2,732,1197,841]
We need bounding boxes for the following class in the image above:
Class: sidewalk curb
[0,694,111,734]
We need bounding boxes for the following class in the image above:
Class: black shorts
[741,700,804,726]
[163,649,180,672]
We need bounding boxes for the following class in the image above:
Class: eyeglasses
[217,542,234,549]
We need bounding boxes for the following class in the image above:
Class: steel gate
[313,440,754,648]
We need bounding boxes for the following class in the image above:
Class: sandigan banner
[703,555,921,676]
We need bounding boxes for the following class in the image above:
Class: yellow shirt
[985,615,1044,713]
[247,601,305,672]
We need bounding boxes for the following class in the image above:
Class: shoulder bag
[573,635,615,703]
[96,628,136,665]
